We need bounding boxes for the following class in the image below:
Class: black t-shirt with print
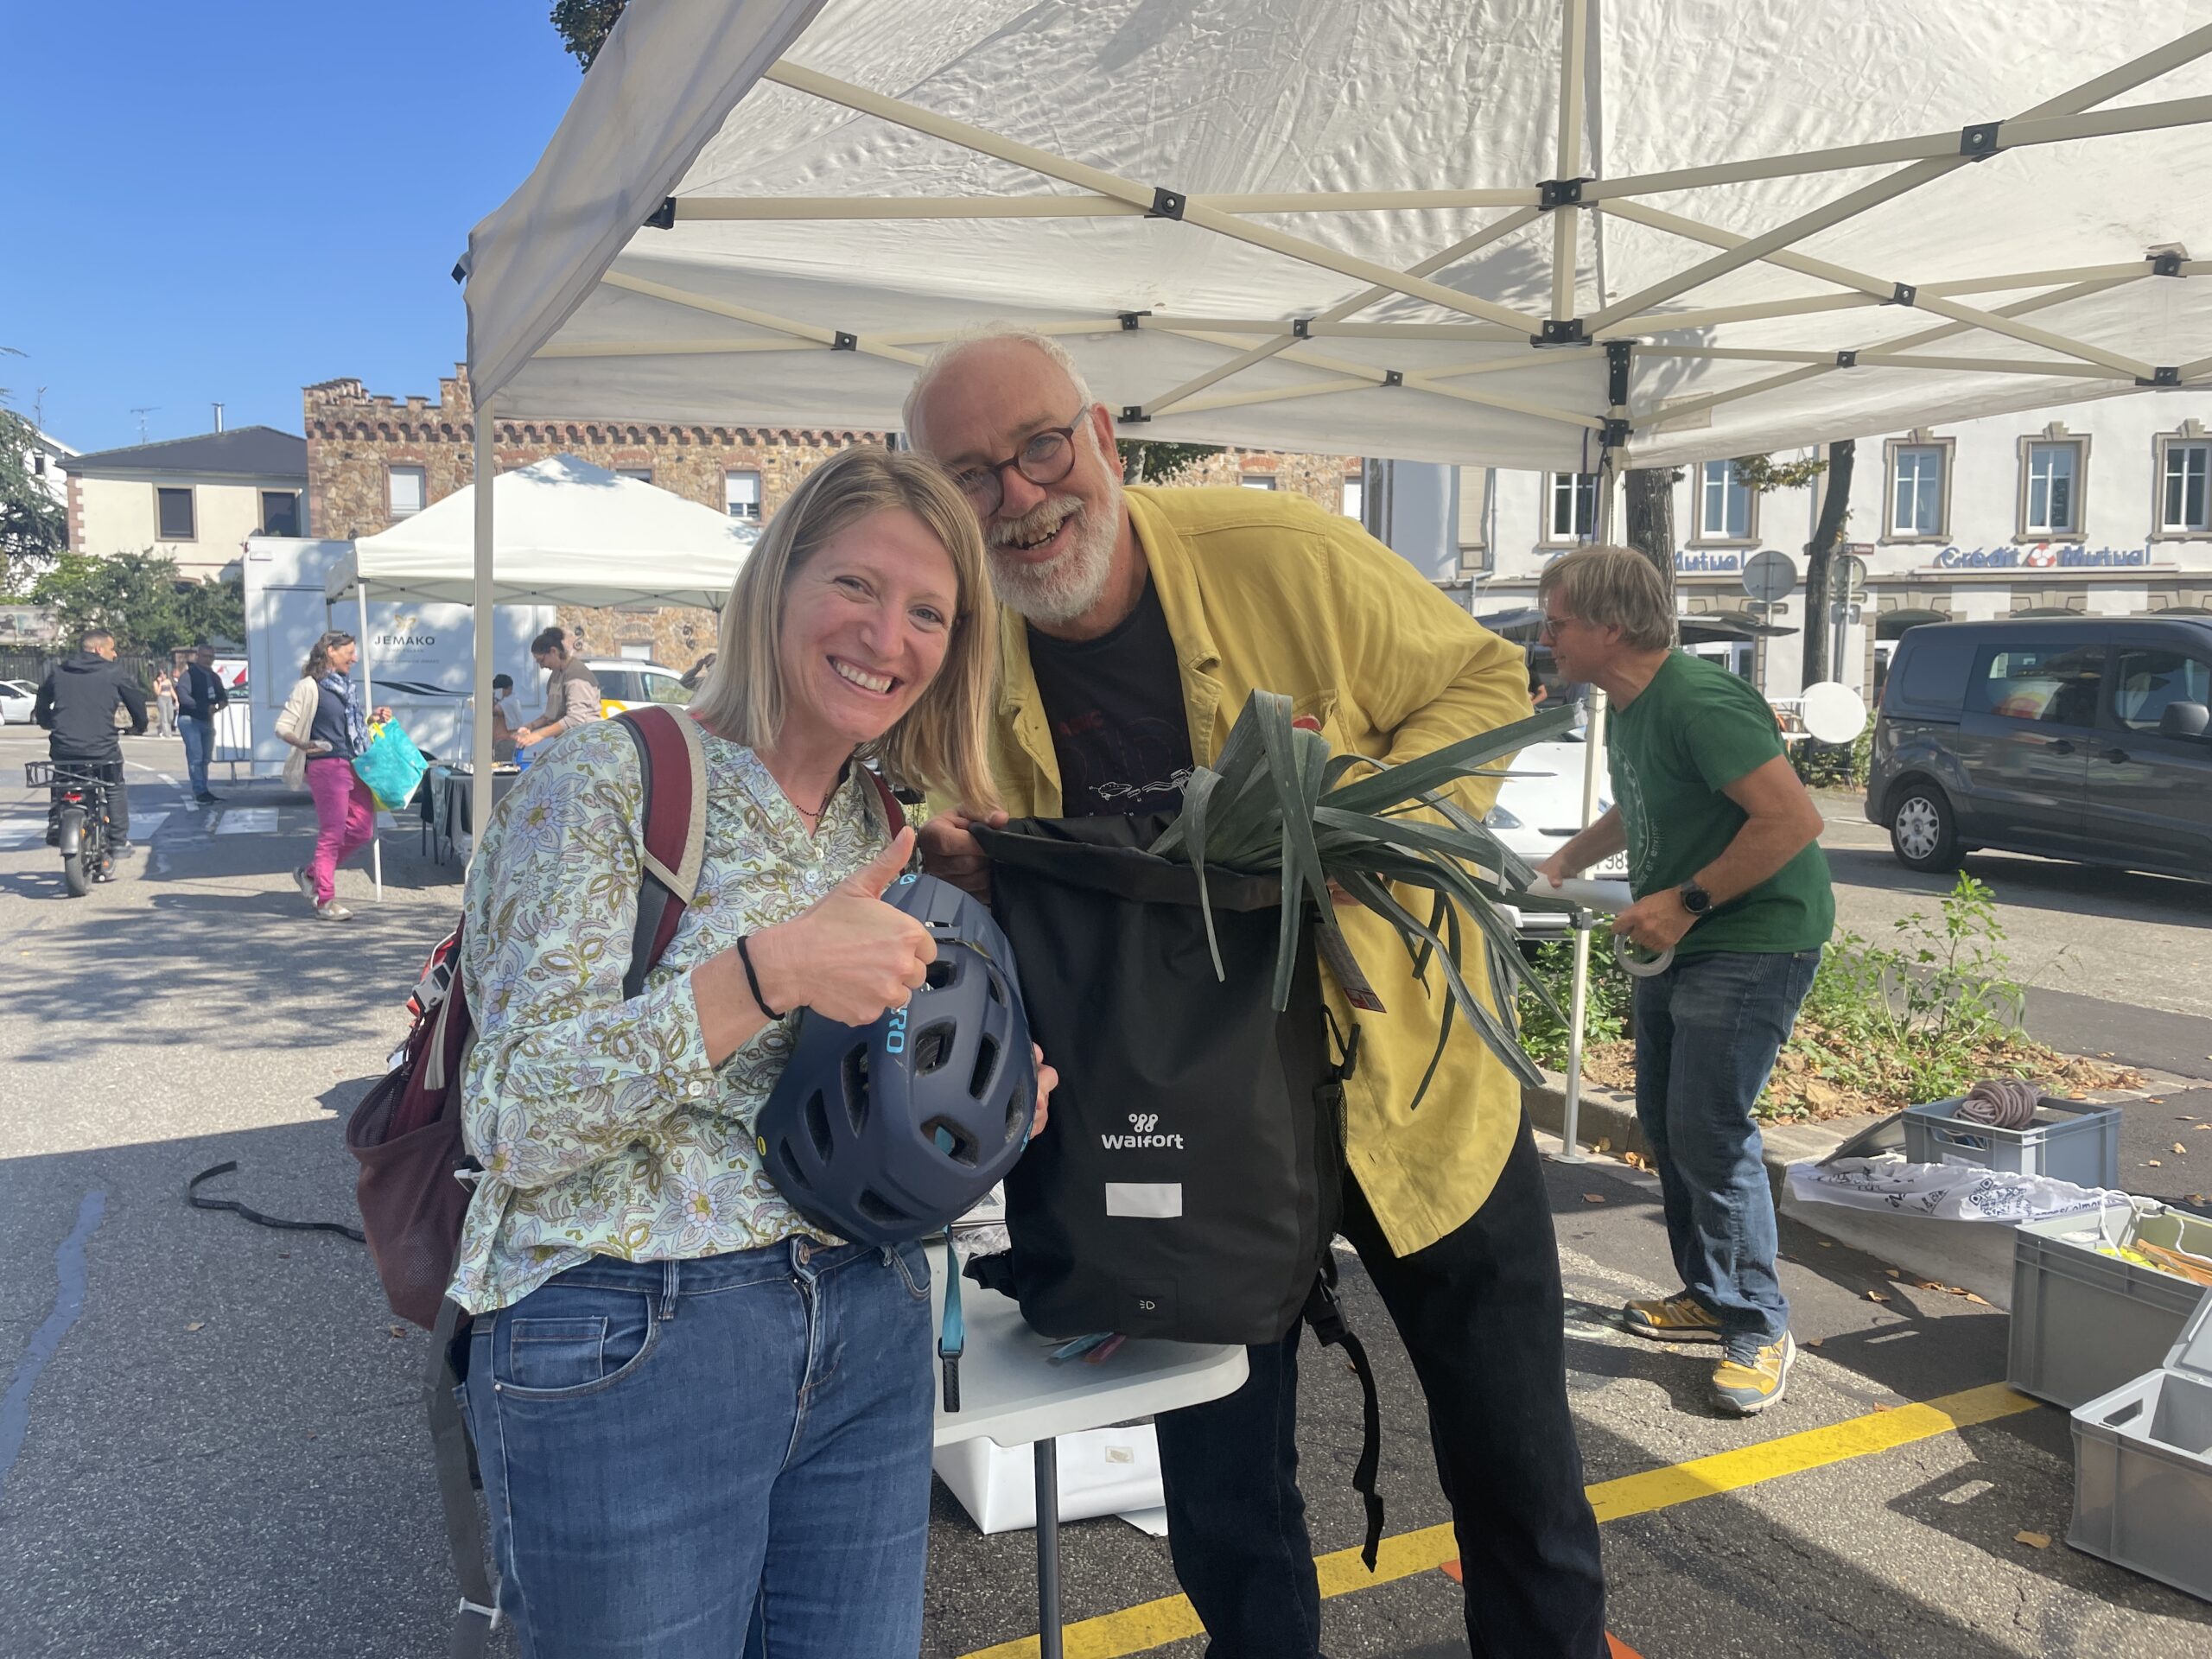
[1026,578,1193,817]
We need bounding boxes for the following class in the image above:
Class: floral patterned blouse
[448,717,892,1314]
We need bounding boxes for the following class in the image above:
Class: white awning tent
[327,454,756,611]
[326,454,753,900]
[448,0,2212,1158]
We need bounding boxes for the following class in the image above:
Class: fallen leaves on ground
[1573,1034,2141,1123]
[1866,1290,1891,1303]
[2015,1530,2051,1549]
[184,1322,205,1332]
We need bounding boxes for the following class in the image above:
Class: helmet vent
[841,1046,872,1135]
[924,958,957,991]
[857,1187,913,1227]
[968,1034,1001,1100]
[985,972,1006,1006]
[775,1139,815,1191]
[802,1092,836,1163]
[925,1119,979,1167]
[912,1021,957,1075]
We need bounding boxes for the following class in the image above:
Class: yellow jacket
[986,486,1533,1256]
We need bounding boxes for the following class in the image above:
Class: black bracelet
[734,934,784,1020]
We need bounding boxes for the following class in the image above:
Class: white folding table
[930,1261,1248,1659]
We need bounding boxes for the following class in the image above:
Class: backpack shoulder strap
[863,766,907,835]
[617,709,709,998]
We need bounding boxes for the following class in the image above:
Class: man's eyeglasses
[1538,612,1580,640]
[950,414,1086,517]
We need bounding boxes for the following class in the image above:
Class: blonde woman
[451,447,1050,1659]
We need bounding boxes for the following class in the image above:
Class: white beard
[984,438,1122,625]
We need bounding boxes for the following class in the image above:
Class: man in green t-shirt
[1535,544,1833,1417]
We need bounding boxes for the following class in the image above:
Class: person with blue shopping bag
[277,631,390,922]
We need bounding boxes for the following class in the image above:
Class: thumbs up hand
[747,828,938,1027]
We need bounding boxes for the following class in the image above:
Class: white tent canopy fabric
[463,0,2212,473]
[327,454,756,611]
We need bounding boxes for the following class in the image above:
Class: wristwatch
[1677,880,1713,917]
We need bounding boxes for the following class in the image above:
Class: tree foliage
[1,382,67,595]
[28,551,243,657]
[1116,439,1222,484]
[1732,453,1830,495]
[551,0,628,70]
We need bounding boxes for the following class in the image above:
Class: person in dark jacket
[175,643,232,803]
[34,628,149,849]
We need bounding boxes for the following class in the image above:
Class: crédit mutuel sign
[1663,544,2159,575]
[1929,543,2155,569]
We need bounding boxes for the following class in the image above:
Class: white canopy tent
[452,0,2212,1157]
[327,454,756,611]
[331,455,753,897]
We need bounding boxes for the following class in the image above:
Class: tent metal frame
[529,5,2212,452]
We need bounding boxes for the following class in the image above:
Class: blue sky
[2,3,588,454]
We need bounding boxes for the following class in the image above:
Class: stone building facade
[303,369,1358,666]
[303,368,879,667]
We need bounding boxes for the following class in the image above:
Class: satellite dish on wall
[1802,681,1868,744]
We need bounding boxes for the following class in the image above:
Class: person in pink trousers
[276,631,389,920]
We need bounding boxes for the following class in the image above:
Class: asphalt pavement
[2,734,2209,1658]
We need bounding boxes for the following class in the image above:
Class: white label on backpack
[1105,1183,1184,1219]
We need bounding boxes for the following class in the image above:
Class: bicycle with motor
[27,757,120,896]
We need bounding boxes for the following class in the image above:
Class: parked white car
[583,659,690,715]
[0,678,40,724]
[1483,730,1627,938]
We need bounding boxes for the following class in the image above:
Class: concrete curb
[1522,1071,1878,1200]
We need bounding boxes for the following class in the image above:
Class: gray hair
[1536,544,1680,652]
[901,325,1096,451]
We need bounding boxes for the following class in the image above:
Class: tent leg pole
[359,579,380,902]
[1554,687,1607,1165]
[471,402,497,853]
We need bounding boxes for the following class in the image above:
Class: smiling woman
[691,444,1001,819]
[448,440,1032,1657]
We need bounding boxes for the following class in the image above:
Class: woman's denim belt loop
[659,1258,680,1320]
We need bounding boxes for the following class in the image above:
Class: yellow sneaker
[1711,1332,1795,1416]
[1621,1293,1723,1344]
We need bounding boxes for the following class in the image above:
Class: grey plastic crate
[1902,1094,2120,1189]
[2010,1208,2212,1408]
[2069,1287,2212,1602]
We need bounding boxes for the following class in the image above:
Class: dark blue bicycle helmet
[756,872,1035,1247]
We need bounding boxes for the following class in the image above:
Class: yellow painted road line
[957,1382,2040,1659]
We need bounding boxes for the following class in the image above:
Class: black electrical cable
[186,1161,365,1242]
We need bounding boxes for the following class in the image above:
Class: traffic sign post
[1740,551,1797,692]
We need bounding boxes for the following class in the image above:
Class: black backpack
[969,814,1383,1565]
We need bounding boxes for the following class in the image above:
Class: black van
[1866,615,2212,878]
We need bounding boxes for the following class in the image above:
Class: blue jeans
[462,1238,936,1659]
[1631,947,1821,1346]
[180,716,214,795]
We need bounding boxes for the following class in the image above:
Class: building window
[1340,478,1363,520]
[1544,472,1598,543]
[2159,437,2210,535]
[726,469,762,520]
[156,486,195,540]
[2018,435,2085,538]
[1240,474,1276,490]
[33,453,46,476]
[1694,460,1754,543]
[260,490,301,537]
[1884,439,1951,540]
[616,467,652,484]
[388,466,426,518]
